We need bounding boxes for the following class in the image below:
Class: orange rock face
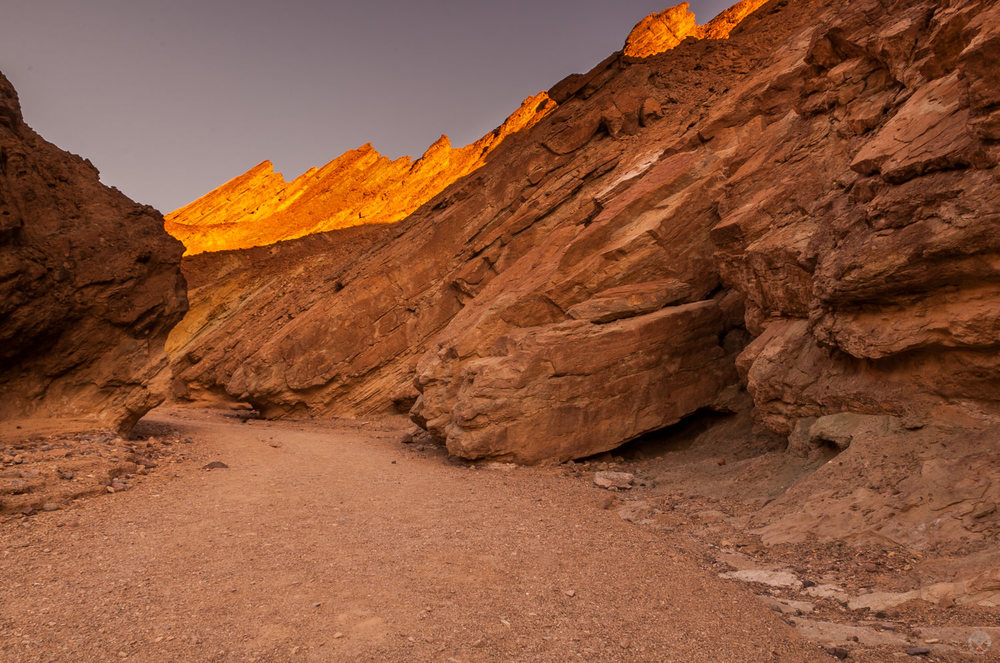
[164,93,557,255]
[623,0,769,59]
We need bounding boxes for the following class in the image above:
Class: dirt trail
[0,408,828,662]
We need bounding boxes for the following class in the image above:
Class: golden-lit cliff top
[623,0,770,58]
[166,1,771,256]
[165,92,556,255]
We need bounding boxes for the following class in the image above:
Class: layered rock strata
[170,0,1000,464]
[0,72,187,432]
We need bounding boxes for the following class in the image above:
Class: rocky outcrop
[713,0,1000,434]
[0,72,187,432]
[623,0,770,59]
[170,0,1000,464]
[164,93,557,255]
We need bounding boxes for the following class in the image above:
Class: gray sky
[1,0,733,213]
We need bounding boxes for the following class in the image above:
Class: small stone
[13,455,24,464]
[905,647,930,656]
[716,457,726,466]
[923,639,940,644]
[106,486,115,493]
[802,579,817,588]
[202,461,229,470]
[57,469,74,480]
[415,445,425,452]
[41,502,60,512]
[598,495,615,510]
[333,632,345,639]
[312,602,321,608]
[593,471,634,490]
[826,647,849,659]
[400,433,414,444]
[972,503,996,519]
[564,589,576,597]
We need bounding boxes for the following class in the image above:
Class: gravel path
[0,408,827,662]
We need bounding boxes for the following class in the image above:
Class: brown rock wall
[0,72,187,432]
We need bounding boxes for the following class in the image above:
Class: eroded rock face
[171,0,1000,463]
[167,0,780,461]
[0,72,187,432]
[712,0,1000,433]
[165,93,557,255]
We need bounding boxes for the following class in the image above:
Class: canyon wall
[0,72,187,432]
[170,0,1000,463]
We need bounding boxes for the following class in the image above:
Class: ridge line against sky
[1,0,734,212]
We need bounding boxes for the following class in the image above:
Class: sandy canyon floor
[0,409,995,662]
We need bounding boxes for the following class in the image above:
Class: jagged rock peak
[623,0,769,58]
[165,92,557,255]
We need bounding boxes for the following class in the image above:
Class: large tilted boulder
[413,300,740,463]
[0,72,187,432]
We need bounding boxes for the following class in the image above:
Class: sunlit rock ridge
[165,2,765,255]
[165,93,557,255]
[623,0,769,58]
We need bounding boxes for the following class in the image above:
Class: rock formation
[622,0,769,59]
[169,0,1000,466]
[164,93,557,255]
[0,72,187,432]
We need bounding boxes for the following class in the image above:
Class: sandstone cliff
[170,0,1000,468]
[0,72,187,432]
[164,93,557,255]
